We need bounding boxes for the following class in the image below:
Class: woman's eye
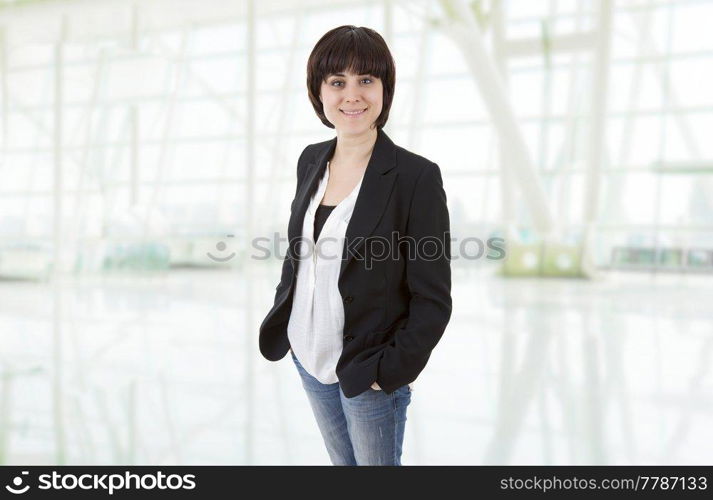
[329,78,371,86]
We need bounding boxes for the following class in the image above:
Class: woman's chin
[336,121,376,135]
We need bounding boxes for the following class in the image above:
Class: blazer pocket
[367,316,408,349]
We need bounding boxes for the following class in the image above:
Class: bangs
[317,33,390,81]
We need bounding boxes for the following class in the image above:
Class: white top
[287,161,365,384]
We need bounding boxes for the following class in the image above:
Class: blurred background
[0,0,711,465]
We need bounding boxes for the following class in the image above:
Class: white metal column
[52,14,68,465]
[244,0,256,466]
[582,0,613,247]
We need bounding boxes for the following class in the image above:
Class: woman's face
[320,71,383,136]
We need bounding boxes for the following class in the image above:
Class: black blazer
[259,128,452,398]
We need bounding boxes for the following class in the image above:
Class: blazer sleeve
[375,162,452,393]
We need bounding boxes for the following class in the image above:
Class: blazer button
[343,334,354,342]
[343,295,353,304]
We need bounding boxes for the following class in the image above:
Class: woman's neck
[331,127,378,167]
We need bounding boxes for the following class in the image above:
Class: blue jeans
[290,349,412,465]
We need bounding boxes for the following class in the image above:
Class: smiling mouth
[340,108,367,116]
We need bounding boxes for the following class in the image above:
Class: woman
[259,25,452,466]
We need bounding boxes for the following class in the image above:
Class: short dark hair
[306,25,396,130]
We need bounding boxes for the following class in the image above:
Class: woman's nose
[344,85,361,102]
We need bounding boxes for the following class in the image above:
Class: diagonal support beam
[438,0,555,235]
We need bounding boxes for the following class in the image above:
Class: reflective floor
[0,267,711,465]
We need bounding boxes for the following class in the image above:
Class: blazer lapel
[287,137,336,270]
[338,129,398,284]
[286,129,398,281]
